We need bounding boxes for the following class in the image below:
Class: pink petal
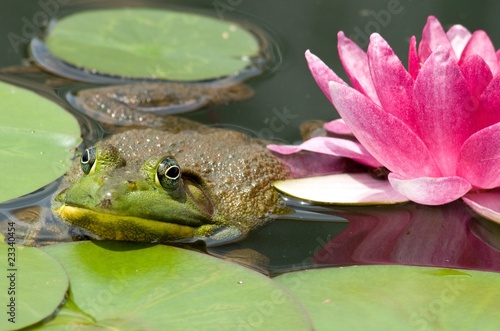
[408,36,420,80]
[273,173,409,205]
[305,50,346,103]
[420,16,454,61]
[463,191,500,224]
[457,122,500,189]
[388,173,472,205]
[323,119,353,136]
[337,31,381,106]
[446,24,471,59]
[267,136,382,168]
[460,30,499,76]
[329,81,441,178]
[412,46,476,176]
[368,33,415,129]
[268,150,358,178]
[418,38,432,64]
[477,75,500,129]
[459,54,493,100]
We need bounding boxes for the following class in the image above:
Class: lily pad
[0,81,81,203]
[273,173,409,205]
[40,241,311,330]
[275,265,500,331]
[0,242,69,331]
[43,8,260,81]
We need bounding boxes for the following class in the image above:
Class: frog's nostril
[126,180,137,191]
[99,198,112,209]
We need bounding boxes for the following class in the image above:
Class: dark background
[1,0,498,141]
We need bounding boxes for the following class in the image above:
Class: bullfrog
[67,82,254,127]
[53,125,290,243]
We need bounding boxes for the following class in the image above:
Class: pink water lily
[269,16,500,223]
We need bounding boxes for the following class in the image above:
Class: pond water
[1,0,500,278]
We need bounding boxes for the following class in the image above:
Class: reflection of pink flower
[269,16,500,222]
[312,202,500,271]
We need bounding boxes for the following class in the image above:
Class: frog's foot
[190,225,244,246]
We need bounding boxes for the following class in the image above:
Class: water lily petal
[268,136,382,168]
[477,75,500,130]
[412,46,476,176]
[368,33,415,129]
[460,30,499,76]
[463,191,500,224]
[408,36,420,80]
[457,122,500,189]
[388,173,472,205]
[273,173,409,205]
[323,119,353,136]
[460,54,493,100]
[305,50,346,103]
[337,31,381,105]
[329,81,441,178]
[420,16,454,61]
[269,150,357,178]
[446,24,471,59]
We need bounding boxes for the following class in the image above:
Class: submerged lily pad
[0,242,68,330]
[275,265,500,331]
[40,241,311,330]
[43,8,260,81]
[273,173,409,205]
[0,81,81,203]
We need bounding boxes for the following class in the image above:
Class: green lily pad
[0,81,81,203]
[44,8,260,81]
[275,265,500,330]
[40,241,311,330]
[0,242,69,331]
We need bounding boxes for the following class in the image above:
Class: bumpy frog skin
[53,128,289,243]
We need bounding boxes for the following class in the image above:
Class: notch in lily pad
[40,241,312,330]
[31,8,267,83]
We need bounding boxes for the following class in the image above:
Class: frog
[68,82,254,127]
[52,124,291,244]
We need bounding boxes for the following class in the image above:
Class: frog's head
[53,141,222,242]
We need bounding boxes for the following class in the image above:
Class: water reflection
[312,202,500,271]
[210,200,500,275]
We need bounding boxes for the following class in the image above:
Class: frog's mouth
[53,204,211,242]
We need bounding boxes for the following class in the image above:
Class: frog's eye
[156,157,181,190]
[81,147,97,175]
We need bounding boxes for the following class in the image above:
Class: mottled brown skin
[58,126,290,241]
[73,82,254,127]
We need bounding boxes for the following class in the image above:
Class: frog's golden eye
[156,157,181,190]
[81,147,97,175]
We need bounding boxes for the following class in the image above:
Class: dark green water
[2,0,500,275]
[3,0,500,142]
